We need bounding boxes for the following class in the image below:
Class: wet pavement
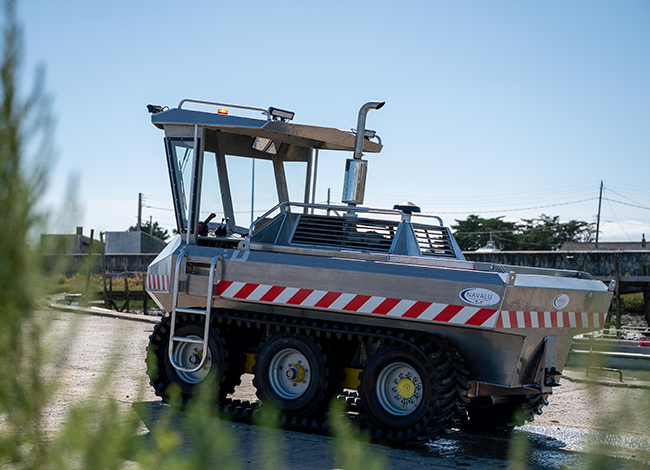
[48,304,650,469]
[422,425,650,469]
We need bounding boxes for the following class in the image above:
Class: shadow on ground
[131,401,649,470]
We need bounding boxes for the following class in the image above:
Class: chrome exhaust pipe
[343,101,385,207]
[353,101,385,160]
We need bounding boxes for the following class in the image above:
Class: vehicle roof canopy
[152,106,383,162]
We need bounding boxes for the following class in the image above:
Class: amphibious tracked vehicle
[145,99,613,442]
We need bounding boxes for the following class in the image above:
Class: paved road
[44,309,650,469]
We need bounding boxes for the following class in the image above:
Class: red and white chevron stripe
[215,280,499,328]
[147,274,170,291]
[495,310,606,329]
[214,280,605,330]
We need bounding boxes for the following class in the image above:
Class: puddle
[417,425,650,469]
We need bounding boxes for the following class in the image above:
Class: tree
[518,214,596,251]
[452,213,596,251]
[517,214,560,251]
[127,220,169,241]
[451,215,519,251]
[559,219,596,244]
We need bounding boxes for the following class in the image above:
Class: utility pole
[149,215,153,234]
[137,193,143,232]
[595,181,603,249]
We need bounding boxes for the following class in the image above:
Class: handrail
[248,201,446,235]
[178,99,271,120]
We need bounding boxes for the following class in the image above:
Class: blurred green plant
[0,1,237,468]
[328,399,386,470]
[0,0,53,465]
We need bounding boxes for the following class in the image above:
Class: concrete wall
[44,250,650,278]
[105,231,167,254]
[465,250,650,277]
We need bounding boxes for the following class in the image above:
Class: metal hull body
[148,237,611,392]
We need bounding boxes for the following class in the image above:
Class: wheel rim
[267,348,311,399]
[375,361,422,416]
[172,335,212,384]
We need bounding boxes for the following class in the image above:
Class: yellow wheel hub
[290,363,306,383]
[397,378,415,399]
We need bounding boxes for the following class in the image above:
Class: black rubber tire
[146,314,244,404]
[359,346,435,436]
[358,340,469,441]
[252,333,333,415]
[465,392,549,430]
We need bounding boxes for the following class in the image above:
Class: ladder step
[171,336,204,345]
[175,307,207,315]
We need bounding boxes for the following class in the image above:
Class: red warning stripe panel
[216,280,233,296]
[343,295,372,312]
[575,312,583,328]
[402,301,432,319]
[523,312,532,329]
[201,278,605,330]
[373,298,401,315]
[259,285,286,302]
[233,283,259,299]
[435,305,464,323]
[466,308,497,326]
[494,310,606,330]
[287,289,315,305]
[147,274,170,292]
[315,292,342,308]
[587,312,595,328]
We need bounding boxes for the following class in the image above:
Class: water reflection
[419,425,650,469]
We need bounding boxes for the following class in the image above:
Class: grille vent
[413,225,456,257]
[291,215,396,252]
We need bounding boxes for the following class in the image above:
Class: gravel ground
[40,309,650,469]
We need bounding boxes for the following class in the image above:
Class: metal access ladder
[168,251,222,372]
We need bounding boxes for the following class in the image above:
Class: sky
[17,0,650,243]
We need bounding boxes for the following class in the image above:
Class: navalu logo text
[459,288,500,306]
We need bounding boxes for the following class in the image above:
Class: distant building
[104,231,167,254]
[475,240,501,253]
[560,234,647,251]
[41,227,102,254]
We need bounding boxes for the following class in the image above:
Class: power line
[365,183,599,205]
[433,197,599,214]
[603,196,650,211]
[143,204,174,212]
[605,195,633,242]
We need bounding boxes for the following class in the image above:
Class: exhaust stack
[342,101,385,205]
